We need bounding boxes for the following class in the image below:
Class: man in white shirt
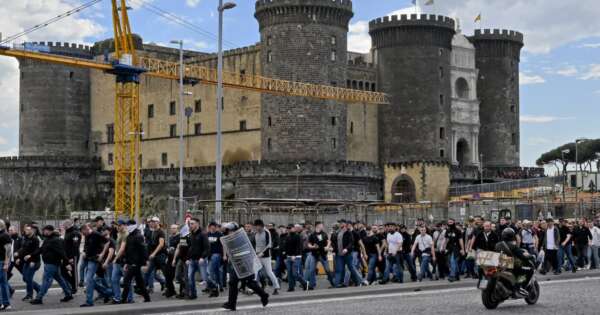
[590,221,600,269]
[412,226,436,281]
[381,223,404,284]
[540,219,560,275]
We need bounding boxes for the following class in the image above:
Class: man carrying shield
[221,222,269,311]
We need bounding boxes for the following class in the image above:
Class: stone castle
[2,0,543,217]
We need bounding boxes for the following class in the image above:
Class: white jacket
[591,226,600,247]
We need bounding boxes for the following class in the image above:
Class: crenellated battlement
[255,0,354,29]
[472,29,524,44]
[255,0,352,11]
[23,41,94,59]
[369,14,455,33]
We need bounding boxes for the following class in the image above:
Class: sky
[0,0,599,168]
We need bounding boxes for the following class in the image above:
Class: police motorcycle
[476,229,540,309]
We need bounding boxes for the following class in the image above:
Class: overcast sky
[1,0,599,167]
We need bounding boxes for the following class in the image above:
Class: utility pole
[170,39,186,224]
[562,149,570,202]
[575,138,588,202]
[215,1,237,224]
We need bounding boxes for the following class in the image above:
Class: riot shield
[220,228,261,278]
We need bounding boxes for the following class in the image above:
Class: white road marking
[160,276,600,315]
[14,288,60,294]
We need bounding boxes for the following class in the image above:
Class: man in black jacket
[121,220,151,303]
[331,220,366,288]
[62,219,81,294]
[284,224,307,292]
[186,218,209,299]
[80,223,112,307]
[29,226,73,305]
[14,225,40,301]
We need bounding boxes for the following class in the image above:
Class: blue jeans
[559,244,576,271]
[383,253,403,283]
[419,255,433,280]
[207,254,222,289]
[144,258,166,290]
[303,253,333,288]
[79,258,87,284]
[187,259,203,297]
[111,264,132,303]
[36,263,72,300]
[449,252,460,280]
[334,254,363,287]
[22,262,41,298]
[344,251,362,286]
[402,252,417,280]
[0,261,9,306]
[274,255,285,279]
[367,254,380,284]
[85,261,111,305]
[285,256,305,290]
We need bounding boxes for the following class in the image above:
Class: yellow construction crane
[0,0,388,218]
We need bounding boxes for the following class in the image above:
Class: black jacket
[124,229,147,266]
[330,230,354,256]
[64,226,81,259]
[284,232,303,257]
[84,231,106,261]
[538,227,561,251]
[34,233,67,266]
[187,229,209,260]
[17,235,40,264]
[473,231,499,251]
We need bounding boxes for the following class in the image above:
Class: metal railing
[449,176,564,197]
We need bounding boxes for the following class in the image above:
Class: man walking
[305,222,335,289]
[80,223,112,307]
[121,220,151,303]
[62,219,81,294]
[29,225,73,305]
[284,225,307,292]
[539,218,561,275]
[144,217,167,293]
[186,218,209,300]
[445,219,465,282]
[253,220,280,295]
[0,220,12,310]
[332,220,366,287]
[15,224,40,301]
[382,223,404,284]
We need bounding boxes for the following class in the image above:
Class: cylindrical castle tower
[471,29,523,168]
[19,41,93,157]
[255,0,354,161]
[369,14,456,163]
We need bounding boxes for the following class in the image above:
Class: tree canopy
[536,139,600,172]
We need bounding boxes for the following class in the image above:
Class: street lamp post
[575,138,588,202]
[561,149,570,202]
[170,40,187,224]
[479,153,484,186]
[215,1,237,224]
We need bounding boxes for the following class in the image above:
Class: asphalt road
[8,272,600,314]
[162,276,600,315]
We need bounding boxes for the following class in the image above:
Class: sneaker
[80,303,94,307]
[1,305,11,311]
[22,296,33,302]
[60,296,74,303]
[30,299,43,305]
[272,289,279,295]
[222,302,236,311]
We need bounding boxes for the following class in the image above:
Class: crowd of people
[0,213,597,311]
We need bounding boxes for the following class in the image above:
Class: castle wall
[370,14,456,164]
[384,162,450,203]
[0,157,102,217]
[471,29,523,168]
[19,42,93,157]
[256,0,353,161]
[90,45,262,170]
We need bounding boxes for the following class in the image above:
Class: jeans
[22,262,41,298]
[367,254,380,284]
[85,260,111,305]
[187,259,204,297]
[335,254,363,287]
[144,257,166,290]
[111,264,133,303]
[207,254,222,289]
[257,256,280,290]
[303,253,333,288]
[402,252,417,280]
[122,265,149,302]
[36,263,72,300]
[576,244,589,268]
[343,251,361,286]
[559,244,576,271]
[419,255,433,280]
[591,245,600,269]
[285,256,305,290]
[0,261,9,306]
[449,252,461,280]
[79,258,87,284]
[274,255,285,279]
[383,253,403,283]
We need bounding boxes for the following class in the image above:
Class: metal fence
[449,176,565,196]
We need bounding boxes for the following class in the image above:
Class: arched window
[456,138,470,166]
[391,175,416,203]
[455,77,469,99]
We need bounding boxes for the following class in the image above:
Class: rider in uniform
[221,222,269,311]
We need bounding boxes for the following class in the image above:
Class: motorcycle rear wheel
[525,280,540,305]
[481,287,500,310]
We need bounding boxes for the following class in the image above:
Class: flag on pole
[474,13,482,23]
[425,0,434,5]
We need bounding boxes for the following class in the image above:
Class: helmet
[501,227,516,242]
[222,222,239,234]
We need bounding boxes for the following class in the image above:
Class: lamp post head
[576,138,589,143]
[170,40,183,45]
[219,2,236,11]
[562,149,571,154]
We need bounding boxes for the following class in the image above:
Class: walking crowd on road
[0,213,597,311]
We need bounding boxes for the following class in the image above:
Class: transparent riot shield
[220,228,261,278]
